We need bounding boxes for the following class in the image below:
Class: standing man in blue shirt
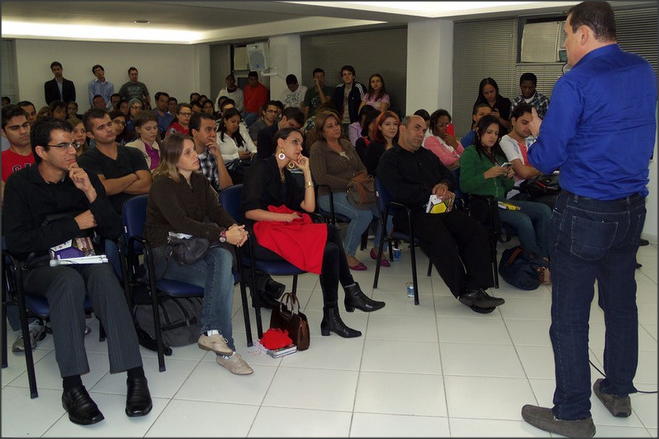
[87,64,114,110]
[521,2,657,438]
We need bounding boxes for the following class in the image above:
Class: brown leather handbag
[346,171,376,208]
[269,292,310,351]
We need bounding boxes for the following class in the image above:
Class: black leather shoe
[125,376,153,417]
[344,283,385,312]
[459,288,504,309]
[639,238,649,246]
[62,385,105,425]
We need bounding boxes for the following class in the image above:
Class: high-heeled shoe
[320,306,361,338]
[344,282,385,312]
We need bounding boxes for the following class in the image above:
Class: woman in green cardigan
[459,115,551,259]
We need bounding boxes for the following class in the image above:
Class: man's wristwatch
[219,229,227,243]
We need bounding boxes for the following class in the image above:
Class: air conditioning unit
[520,21,565,63]
[246,42,270,71]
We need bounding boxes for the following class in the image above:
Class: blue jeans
[499,199,552,258]
[549,191,644,420]
[318,192,381,256]
[152,246,236,351]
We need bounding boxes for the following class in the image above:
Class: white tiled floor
[2,240,657,437]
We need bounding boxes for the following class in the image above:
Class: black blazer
[44,78,76,104]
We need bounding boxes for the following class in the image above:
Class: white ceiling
[1,1,589,44]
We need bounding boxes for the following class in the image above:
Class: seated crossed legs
[23,263,152,425]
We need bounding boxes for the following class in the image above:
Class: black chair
[122,195,252,369]
[372,177,432,305]
[1,237,111,399]
[219,184,306,340]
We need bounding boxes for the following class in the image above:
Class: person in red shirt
[2,105,34,204]
[242,71,268,128]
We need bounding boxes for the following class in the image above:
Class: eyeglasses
[47,142,81,150]
[179,112,192,116]
[131,105,142,110]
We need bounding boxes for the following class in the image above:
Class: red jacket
[252,205,327,274]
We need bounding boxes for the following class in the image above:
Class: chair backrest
[219,184,244,223]
[122,194,149,242]
[374,176,393,216]
[452,167,465,210]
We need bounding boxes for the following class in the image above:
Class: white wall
[406,19,454,115]
[268,35,302,102]
[14,39,210,110]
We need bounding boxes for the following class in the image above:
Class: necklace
[280,171,285,183]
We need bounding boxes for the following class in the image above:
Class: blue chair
[372,177,432,305]
[2,236,111,398]
[219,184,306,340]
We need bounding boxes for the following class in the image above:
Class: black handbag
[168,235,212,265]
[269,292,310,351]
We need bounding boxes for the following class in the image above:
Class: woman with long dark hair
[242,127,386,338]
[217,107,257,184]
[459,115,551,261]
[358,73,390,113]
[473,77,512,133]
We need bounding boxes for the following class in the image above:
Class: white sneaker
[12,319,46,352]
[216,352,253,375]
[198,333,233,356]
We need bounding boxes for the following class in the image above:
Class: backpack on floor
[498,246,549,290]
[133,296,203,347]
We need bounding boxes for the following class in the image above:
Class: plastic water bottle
[406,282,415,298]
[393,246,401,262]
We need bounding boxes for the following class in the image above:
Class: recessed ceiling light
[134,20,150,24]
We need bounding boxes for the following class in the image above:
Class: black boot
[344,282,385,312]
[320,306,362,338]
[265,278,285,300]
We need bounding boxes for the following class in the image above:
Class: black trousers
[252,224,353,308]
[393,208,494,298]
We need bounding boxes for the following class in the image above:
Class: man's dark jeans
[549,191,644,420]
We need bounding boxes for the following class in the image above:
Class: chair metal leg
[2,300,7,369]
[426,260,433,277]
[409,240,420,306]
[372,218,389,289]
[236,252,253,347]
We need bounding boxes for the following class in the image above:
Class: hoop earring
[287,162,297,169]
[278,150,286,160]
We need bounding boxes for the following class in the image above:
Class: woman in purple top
[126,110,160,171]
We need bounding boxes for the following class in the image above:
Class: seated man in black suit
[377,114,505,313]
[3,117,152,425]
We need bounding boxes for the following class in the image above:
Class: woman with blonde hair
[144,133,253,375]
